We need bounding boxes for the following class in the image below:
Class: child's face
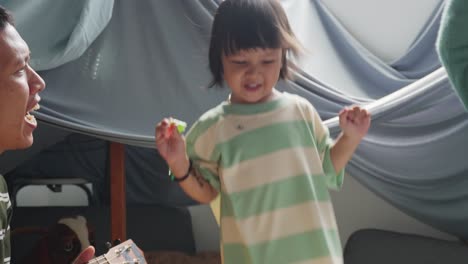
[222,48,282,104]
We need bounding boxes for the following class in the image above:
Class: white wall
[322,0,441,62]
[331,175,454,245]
[188,205,220,252]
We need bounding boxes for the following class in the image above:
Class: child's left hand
[338,105,371,141]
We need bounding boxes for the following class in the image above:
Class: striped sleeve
[0,175,11,264]
[304,101,344,190]
[185,109,223,192]
[436,0,468,109]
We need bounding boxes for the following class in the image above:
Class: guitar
[87,239,147,264]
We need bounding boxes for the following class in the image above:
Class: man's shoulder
[0,175,7,193]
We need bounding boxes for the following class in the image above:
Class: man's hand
[72,246,95,264]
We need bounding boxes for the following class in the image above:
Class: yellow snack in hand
[169,117,187,134]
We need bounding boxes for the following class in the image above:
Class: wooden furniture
[110,142,126,242]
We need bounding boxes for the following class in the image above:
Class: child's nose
[246,64,261,76]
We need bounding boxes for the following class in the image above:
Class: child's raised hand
[155,117,188,167]
[338,105,371,141]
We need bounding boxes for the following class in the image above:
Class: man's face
[0,23,45,154]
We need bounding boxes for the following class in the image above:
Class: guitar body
[14,215,145,264]
[12,216,147,264]
[17,219,95,264]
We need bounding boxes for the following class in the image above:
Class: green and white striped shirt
[437,0,468,109]
[0,175,11,264]
[186,92,344,264]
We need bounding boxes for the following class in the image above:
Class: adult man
[0,5,94,264]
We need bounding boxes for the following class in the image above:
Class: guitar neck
[88,254,110,264]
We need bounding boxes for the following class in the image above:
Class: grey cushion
[344,229,468,264]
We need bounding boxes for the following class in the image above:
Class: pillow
[344,229,468,264]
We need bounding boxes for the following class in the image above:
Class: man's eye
[15,69,26,75]
[15,66,27,75]
[263,60,275,64]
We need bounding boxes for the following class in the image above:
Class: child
[155,0,371,263]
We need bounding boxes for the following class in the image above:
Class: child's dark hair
[208,0,302,87]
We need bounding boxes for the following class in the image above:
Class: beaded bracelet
[169,159,193,182]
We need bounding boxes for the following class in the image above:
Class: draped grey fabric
[3,0,468,238]
[0,0,114,70]
[35,0,227,147]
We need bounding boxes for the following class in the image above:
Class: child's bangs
[221,13,282,56]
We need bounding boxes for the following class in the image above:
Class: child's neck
[267,89,281,102]
[228,89,281,104]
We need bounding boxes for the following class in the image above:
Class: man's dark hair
[0,5,13,30]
